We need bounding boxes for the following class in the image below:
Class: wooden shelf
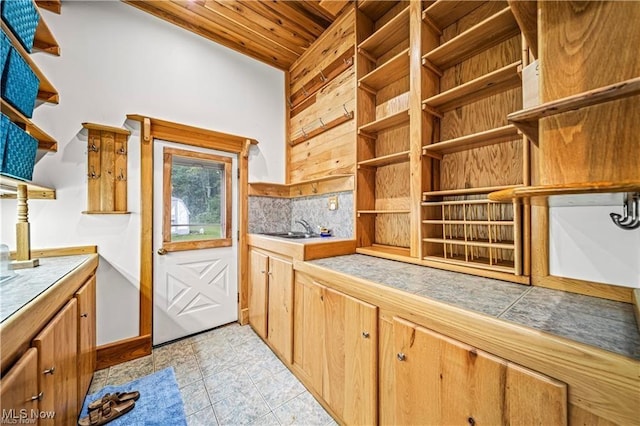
[489,181,640,202]
[423,220,514,226]
[1,22,59,104]
[423,125,520,156]
[0,174,55,199]
[248,174,354,198]
[357,0,400,21]
[422,185,520,200]
[358,108,409,134]
[423,1,485,30]
[2,101,57,151]
[422,199,505,206]
[35,0,61,14]
[423,61,522,113]
[423,254,515,274]
[423,8,519,69]
[507,76,640,143]
[357,210,410,216]
[358,150,410,168]
[32,2,60,56]
[82,211,131,215]
[423,237,515,250]
[358,6,409,59]
[359,48,409,91]
[356,244,412,260]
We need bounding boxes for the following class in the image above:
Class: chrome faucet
[295,219,314,234]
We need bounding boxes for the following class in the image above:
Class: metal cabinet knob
[80,313,88,318]
[397,352,406,361]
[362,331,370,338]
[30,392,43,401]
[157,248,167,255]
[43,366,55,375]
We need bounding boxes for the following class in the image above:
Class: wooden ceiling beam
[203,0,309,55]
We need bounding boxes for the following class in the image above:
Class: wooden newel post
[13,184,39,269]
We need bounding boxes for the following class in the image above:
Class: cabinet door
[323,288,377,425]
[267,256,293,364]
[33,299,78,426]
[248,249,269,339]
[292,272,325,393]
[393,317,507,425]
[75,275,97,409]
[0,348,40,424]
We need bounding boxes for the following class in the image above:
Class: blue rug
[80,367,187,426]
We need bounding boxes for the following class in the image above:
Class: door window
[162,147,232,251]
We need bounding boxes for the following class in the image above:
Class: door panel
[267,256,293,363]
[323,287,377,425]
[76,276,96,408]
[0,348,40,425]
[33,300,78,426]
[249,249,269,339]
[153,141,238,345]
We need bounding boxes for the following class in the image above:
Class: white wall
[0,1,284,345]
[550,205,640,288]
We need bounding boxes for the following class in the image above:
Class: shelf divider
[422,7,519,69]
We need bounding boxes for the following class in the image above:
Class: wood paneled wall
[288,8,356,183]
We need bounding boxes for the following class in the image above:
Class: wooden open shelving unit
[1,21,59,104]
[507,76,640,143]
[358,6,409,59]
[422,7,519,70]
[1,102,57,151]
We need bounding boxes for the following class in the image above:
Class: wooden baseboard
[532,274,633,303]
[633,289,640,332]
[96,334,152,370]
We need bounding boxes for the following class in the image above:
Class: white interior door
[153,140,238,345]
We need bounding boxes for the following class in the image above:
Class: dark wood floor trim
[96,334,152,370]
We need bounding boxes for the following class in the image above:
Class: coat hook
[117,169,127,181]
[88,166,100,179]
[287,98,293,108]
[88,142,99,153]
[319,69,327,82]
[302,85,308,96]
[610,192,640,230]
[342,103,350,118]
[301,126,307,138]
[117,146,127,155]
[319,117,326,128]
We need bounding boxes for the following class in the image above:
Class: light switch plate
[328,196,338,211]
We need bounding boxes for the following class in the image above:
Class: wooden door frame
[128,114,257,348]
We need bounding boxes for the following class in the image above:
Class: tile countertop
[309,254,640,360]
[0,255,91,323]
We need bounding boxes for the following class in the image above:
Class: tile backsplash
[248,191,354,238]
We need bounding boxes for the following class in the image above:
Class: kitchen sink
[261,231,318,239]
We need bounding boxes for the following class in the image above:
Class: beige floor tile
[187,405,218,426]
[180,380,212,417]
[273,392,333,426]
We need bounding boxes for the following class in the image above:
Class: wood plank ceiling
[123,0,350,70]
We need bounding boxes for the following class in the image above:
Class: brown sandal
[78,399,135,426]
[87,391,140,411]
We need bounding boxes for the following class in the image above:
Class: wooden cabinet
[0,348,40,424]
[33,299,78,426]
[293,272,377,425]
[76,275,96,409]
[248,247,294,362]
[385,316,567,425]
